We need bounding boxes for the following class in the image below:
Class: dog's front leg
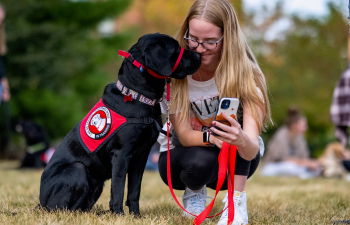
[109,149,130,215]
[126,147,151,216]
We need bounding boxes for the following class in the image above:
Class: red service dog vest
[79,99,127,153]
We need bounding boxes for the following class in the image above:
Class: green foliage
[0,0,133,142]
[255,2,347,155]
[1,0,346,157]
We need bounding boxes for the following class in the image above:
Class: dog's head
[319,142,345,164]
[16,120,48,146]
[133,33,201,79]
[325,142,345,159]
[117,33,201,99]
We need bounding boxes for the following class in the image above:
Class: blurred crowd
[259,32,350,180]
[261,107,350,180]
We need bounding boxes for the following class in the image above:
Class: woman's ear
[144,44,173,77]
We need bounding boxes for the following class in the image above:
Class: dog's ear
[144,44,173,77]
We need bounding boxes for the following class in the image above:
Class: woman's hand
[209,104,261,160]
[209,133,223,149]
[209,112,245,148]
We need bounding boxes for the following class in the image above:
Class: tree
[115,0,243,37]
[0,0,132,154]
[249,1,348,156]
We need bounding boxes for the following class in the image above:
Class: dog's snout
[193,52,201,61]
[189,51,201,70]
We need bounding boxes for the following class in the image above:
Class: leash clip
[165,78,172,123]
[166,101,171,123]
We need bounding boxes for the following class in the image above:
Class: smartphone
[212,97,239,136]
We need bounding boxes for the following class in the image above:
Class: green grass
[0,160,349,224]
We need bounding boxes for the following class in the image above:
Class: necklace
[197,70,209,91]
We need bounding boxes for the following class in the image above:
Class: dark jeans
[0,55,5,106]
[343,160,350,172]
[0,83,2,106]
[158,143,260,191]
[0,55,5,80]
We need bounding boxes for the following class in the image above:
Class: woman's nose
[196,44,207,54]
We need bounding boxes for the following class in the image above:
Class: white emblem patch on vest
[85,106,112,139]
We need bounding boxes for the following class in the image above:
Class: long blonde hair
[170,0,272,132]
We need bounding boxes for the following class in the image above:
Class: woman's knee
[181,156,218,183]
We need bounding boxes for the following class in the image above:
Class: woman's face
[291,117,308,135]
[188,18,223,67]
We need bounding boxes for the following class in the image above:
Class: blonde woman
[157,0,271,224]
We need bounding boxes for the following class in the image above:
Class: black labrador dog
[17,120,51,168]
[39,33,201,216]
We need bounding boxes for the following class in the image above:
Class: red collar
[118,47,184,103]
[118,47,184,79]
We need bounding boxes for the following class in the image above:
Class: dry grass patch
[0,161,349,224]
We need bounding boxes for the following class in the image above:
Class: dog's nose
[190,51,201,60]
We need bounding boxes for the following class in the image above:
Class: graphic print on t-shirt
[190,95,219,130]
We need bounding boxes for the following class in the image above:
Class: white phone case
[212,98,239,135]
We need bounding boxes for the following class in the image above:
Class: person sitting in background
[261,107,321,179]
[145,142,160,171]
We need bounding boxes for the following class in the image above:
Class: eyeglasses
[183,29,223,50]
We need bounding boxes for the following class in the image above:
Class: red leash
[166,121,237,225]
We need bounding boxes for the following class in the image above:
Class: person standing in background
[330,32,350,148]
[0,3,9,106]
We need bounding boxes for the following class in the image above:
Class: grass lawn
[0,160,349,224]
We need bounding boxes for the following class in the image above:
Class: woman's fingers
[210,112,242,146]
[211,120,229,132]
[221,112,240,127]
[210,126,238,142]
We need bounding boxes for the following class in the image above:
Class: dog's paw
[111,209,125,216]
[129,210,141,218]
[96,210,113,217]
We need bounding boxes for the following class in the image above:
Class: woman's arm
[1,77,10,102]
[285,158,320,170]
[170,113,222,147]
[210,103,262,160]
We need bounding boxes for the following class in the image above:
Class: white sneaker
[217,191,248,225]
[182,185,212,218]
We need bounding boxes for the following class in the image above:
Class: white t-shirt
[158,75,265,156]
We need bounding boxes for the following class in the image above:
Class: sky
[244,0,348,18]
[243,0,349,40]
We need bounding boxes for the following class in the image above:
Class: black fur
[39,33,201,215]
[18,120,49,168]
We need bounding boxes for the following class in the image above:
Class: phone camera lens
[221,100,230,109]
